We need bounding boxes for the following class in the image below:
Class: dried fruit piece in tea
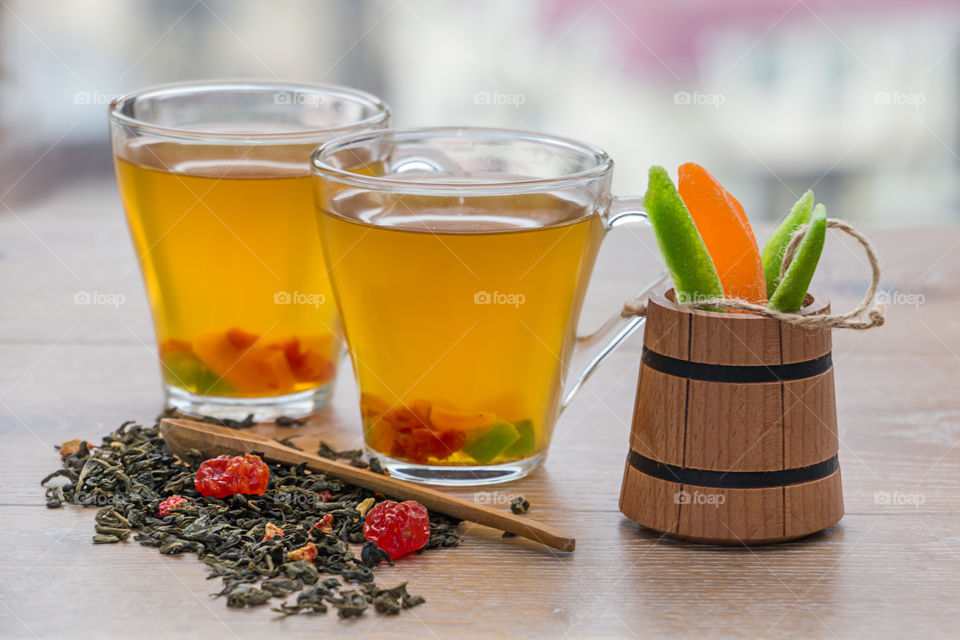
[461,421,521,464]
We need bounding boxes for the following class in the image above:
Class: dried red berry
[362,500,430,560]
[158,495,188,518]
[194,454,270,499]
[288,541,318,563]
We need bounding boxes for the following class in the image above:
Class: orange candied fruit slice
[194,329,295,395]
[273,334,335,384]
[678,162,767,305]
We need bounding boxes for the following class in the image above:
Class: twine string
[620,218,885,330]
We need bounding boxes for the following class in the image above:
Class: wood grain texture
[629,365,687,465]
[783,369,839,468]
[689,308,782,366]
[2,186,959,639]
[784,471,844,539]
[780,294,832,363]
[641,289,690,359]
[676,484,785,544]
[684,379,783,471]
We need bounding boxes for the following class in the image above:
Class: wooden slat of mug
[684,380,784,472]
[676,486,785,544]
[642,287,690,360]
[783,470,844,539]
[630,364,687,466]
[782,369,839,469]
[619,460,682,536]
[688,310,782,366]
[780,293,832,364]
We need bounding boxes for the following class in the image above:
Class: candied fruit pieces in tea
[276,334,336,384]
[194,330,295,395]
[160,348,236,396]
[194,453,270,498]
[363,500,431,560]
[429,406,497,432]
[391,427,466,465]
[360,393,540,464]
[360,392,393,418]
[158,495,188,518]
[462,420,521,464]
[224,327,261,350]
[503,419,536,458]
[161,331,336,396]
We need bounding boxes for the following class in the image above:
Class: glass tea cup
[311,127,661,484]
[109,81,389,420]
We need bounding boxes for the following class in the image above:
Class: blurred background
[1,0,958,224]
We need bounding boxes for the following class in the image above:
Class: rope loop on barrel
[621,219,885,331]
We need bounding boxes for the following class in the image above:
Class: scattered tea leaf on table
[39,415,455,620]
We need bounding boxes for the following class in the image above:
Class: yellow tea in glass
[109,82,389,419]
[312,128,661,484]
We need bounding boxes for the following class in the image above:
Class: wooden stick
[160,418,575,552]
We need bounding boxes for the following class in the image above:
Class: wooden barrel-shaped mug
[619,286,843,544]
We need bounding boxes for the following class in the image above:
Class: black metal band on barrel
[641,347,832,383]
[627,450,839,489]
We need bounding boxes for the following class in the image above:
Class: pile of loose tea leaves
[41,414,463,619]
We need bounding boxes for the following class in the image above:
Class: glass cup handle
[560,196,667,411]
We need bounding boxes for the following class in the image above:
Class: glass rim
[108,79,390,142]
[310,126,613,195]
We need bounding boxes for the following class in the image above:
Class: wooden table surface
[2,182,959,639]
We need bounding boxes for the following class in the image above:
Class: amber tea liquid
[116,151,342,400]
[317,191,604,468]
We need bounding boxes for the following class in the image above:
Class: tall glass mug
[312,128,661,484]
[110,81,389,420]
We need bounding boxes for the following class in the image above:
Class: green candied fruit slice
[162,351,236,396]
[462,420,521,464]
[761,190,814,298]
[502,419,536,459]
[644,165,724,307]
[768,203,827,312]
